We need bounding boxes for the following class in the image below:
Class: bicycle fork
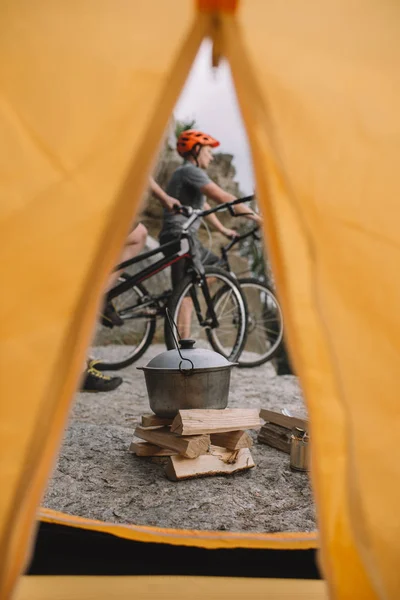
[190,276,219,329]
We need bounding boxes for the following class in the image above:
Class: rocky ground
[44,345,316,533]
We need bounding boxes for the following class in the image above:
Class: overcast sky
[174,40,255,195]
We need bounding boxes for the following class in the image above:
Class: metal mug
[290,427,309,471]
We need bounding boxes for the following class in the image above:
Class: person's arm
[149,177,181,212]
[203,202,237,238]
[201,181,262,225]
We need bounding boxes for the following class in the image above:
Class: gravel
[44,345,316,533]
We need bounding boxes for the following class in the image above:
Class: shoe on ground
[81,366,123,392]
[101,301,123,328]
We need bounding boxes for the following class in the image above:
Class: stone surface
[44,345,316,533]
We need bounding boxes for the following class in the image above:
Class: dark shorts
[159,232,219,289]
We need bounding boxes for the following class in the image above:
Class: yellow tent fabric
[14,575,328,600]
[38,506,319,550]
[223,3,400,597]
[1,0,399,598]
[0,1,206,595]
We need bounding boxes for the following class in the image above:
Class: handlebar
[223,195,256,217]
[174,195,256,230]
[221,226,260,253]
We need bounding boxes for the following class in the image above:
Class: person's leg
[82,227,148,391]
[197,239,220,269]
[169,237,220,339]
[106,223,148,291]
[159,233,194,340]
[176,296,193,339]
[101,224,148,328]
[174,240,220,340]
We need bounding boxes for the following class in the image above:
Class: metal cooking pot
[137,339,237,418]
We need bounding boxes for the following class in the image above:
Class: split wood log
[260,409,308,431]
[134,426,210,459]
[141,414,173,428]
[129,441,177,457]
[171,409,261,436]
[165,448,255,481]
[257,423,291,454]
[210,430,253,450]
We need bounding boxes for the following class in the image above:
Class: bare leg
[176,277,218,339]
[106,223,148,291]
[177,297,193,339]
[84,226,147,391]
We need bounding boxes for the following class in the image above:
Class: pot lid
[144,339,234,371]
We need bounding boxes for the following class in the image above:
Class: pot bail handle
[165,308,194,374]
[179,358,194,374]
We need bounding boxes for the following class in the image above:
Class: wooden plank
[141,414,173,428]
[165,448,255,481]
[171,409,262,436]
[129,441,177,457]
[210,430,253,450]
[134,426,210,459]
[257,423,291,454]
[260,409,308,431]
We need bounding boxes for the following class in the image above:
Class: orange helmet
[176,129,220,157]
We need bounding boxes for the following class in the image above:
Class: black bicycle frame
[106,195,256,327]
[220,227,260,272]
[106,233,220,328]
[107,237,190,301]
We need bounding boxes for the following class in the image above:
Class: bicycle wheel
[211,278,283,368]
[91,278,156,370]
[164,267,248,363]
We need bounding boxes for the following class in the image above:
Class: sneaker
[101,301,123,328]
[81,366,123,392]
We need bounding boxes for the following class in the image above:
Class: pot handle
[166,308,194,374]
[179,359,194,374]
[165,308,181,350]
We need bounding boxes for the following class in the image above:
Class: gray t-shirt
[159,162,211,238]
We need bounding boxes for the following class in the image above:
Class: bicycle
[91,197,253,371]
[213,227,284,368]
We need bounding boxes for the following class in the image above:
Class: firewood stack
[130,409,262,481]
[257,409,309,453]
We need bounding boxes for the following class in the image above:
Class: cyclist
[82,177,181,392]
[159,129,262,337]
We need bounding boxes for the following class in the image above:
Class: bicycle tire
[92,278,156,371]
[209,278,283,368]
[164,267,248,363]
